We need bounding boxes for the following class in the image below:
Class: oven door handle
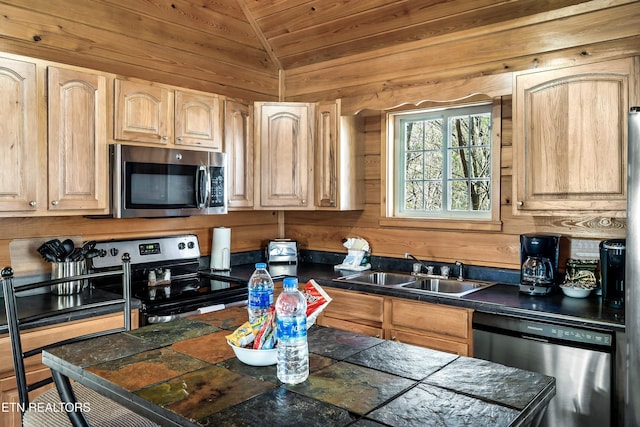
[147,303,226,323]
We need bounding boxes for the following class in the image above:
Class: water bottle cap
[255,262,267,269]
[283,277,298,288]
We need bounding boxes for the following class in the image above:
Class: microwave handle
[196,165,210,208]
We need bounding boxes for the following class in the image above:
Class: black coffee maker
[599,239,626,308]
[520,234,560,295]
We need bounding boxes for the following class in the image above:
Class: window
[384,101,501,230]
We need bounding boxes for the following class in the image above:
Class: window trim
[381,98,503,231]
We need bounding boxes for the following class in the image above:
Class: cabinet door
[0,57,40,213]
[225,99,254,209]
[114,79,171,144]
[316,287,384,338]
[0,366,55,427]
[255,102,315,209]
[389,298,473,356]
[316,100,365,210]
[513,58,633,215]
[48,66,108,213]
[175,90,222,149]
[316,101,339,208]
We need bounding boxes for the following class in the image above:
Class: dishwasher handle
[521,334,550,343]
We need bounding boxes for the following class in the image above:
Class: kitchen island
[43,306,555,427]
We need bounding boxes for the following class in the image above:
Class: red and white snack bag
[302,279,332,328]
[253,307,276,349]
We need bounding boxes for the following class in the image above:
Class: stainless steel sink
[333,271,417,286]
[400,278,495,297]
[333,271,495,297]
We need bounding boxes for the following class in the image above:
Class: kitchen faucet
[404,253,429,273]
[455,261,464,281]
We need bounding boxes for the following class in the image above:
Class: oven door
[140,277,247,324]
[111,144,216,218]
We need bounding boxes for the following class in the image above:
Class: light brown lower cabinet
[317,287,473,356]
[316,288,384,338]
[0,311,139,427]
[386,298,472,356]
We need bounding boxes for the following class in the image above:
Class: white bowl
[227,341,277,366]
[560,286,592,298]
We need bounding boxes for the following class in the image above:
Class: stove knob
[178,242,186,250]
[109,248,119,257]
[187,241,195,249]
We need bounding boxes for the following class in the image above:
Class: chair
[2,254,157,427]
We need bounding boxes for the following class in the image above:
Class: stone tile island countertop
[43,306,555,427]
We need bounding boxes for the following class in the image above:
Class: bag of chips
[225,315,264,347]
[302,279,332,328]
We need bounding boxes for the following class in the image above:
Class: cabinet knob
[301,199,307,205]
[51,200,59,206]
[29,201,36,207]
[161,136,169,141]
[517,201,524,207]
[176,137,183,142]
[391,336,397,341]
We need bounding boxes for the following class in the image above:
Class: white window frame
[381,99,502,231]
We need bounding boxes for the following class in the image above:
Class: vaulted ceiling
[0,0,638,101]
[239,0,592,70]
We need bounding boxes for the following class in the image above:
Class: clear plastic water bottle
[276,277,308,384]
[247,263,274,323]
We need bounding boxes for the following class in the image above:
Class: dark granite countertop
[201,259,625,333]
[2,253,624,336]
[0,288,143,335]
[43,306,555,427]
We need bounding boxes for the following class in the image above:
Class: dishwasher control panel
[520,320,612,348]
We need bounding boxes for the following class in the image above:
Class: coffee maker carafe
[520,234,560,295]
[600,239,626,308]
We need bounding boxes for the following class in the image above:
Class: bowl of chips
[227,341,277,366]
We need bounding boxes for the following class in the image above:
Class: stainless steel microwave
[110,144,227,218]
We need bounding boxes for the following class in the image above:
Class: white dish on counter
[560,284,593,298]
[227,341,277,366]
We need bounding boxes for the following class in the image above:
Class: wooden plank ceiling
[241,0,591,69]
[0,0,636,100]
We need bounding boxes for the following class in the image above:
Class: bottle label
[277,315,307,342]
[249,289,273,310]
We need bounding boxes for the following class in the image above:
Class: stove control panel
[91,234,201,268]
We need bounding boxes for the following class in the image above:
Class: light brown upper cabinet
[513,58,636,216]
[174,89,223,149]
[0,56,40,214]
[48,66,109,214]
[254,102,315,209]
[0,56,109,216]
[115,79,222,150]
[225,99,254,209]
[114,79,170,144]
[316,100,365,210]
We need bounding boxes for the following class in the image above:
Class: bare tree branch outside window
[397,105,492,218]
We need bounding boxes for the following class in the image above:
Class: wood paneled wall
[285,97,627,270]
[0,1,636,273]
[0,0,279,100]
[0,211,280,275]
[282,1,640,106]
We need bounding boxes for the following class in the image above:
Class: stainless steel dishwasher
[473,312,614,427]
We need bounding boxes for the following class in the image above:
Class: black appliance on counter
[600,239,626,308]
[89,235,247,325]
[520,234,560,295]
